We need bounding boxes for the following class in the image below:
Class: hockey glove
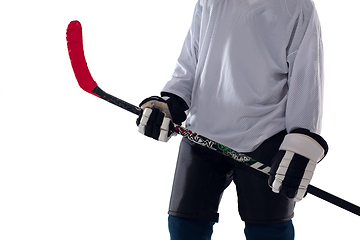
[268,128,328,202]
[136,93,188,142]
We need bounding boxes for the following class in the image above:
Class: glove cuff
[280,129,328,163]
[161,92,189,125]
[290,128,329,156]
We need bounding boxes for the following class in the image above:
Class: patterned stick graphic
[173,125,271,174]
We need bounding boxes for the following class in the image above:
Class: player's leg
[168,215,215,240]
[244,220,294,240]
[168,137,233,239]
[233,130,296,240]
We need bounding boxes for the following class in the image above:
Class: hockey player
[136,0,328,239]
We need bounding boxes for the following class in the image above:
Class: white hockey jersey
[162,0,324,152]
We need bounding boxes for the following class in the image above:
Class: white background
[1,0,359,239]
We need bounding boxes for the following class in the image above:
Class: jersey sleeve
[161,1,202,107]
[285,1,324,134]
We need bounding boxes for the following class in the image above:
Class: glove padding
[136,94,188,142]
[138,107,174,142]
[268,128,328,202]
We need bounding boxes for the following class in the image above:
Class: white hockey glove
[136,93,188,142]
[268,128,328,202]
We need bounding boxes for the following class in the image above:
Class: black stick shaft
[92,86,142,115]
[307,185,360,216]
[93,86,360,217]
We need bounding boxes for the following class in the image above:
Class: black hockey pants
[168,130,295,239]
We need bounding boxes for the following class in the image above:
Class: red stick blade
[66,20,99,97]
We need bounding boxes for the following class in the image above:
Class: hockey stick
[66,20,360,217]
